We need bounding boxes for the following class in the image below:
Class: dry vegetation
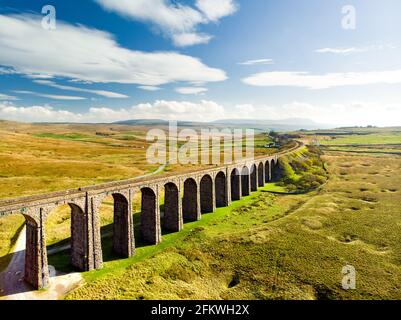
[0,121,276,199]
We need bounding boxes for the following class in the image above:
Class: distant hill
[115,118,335,131]
[0,118,334,131]
[114,119,170,126]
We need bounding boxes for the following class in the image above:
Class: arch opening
[271,159,280,182]
[112,193,133,257]
[258,162,264,187]
[0,213,25,274]
[265,160,270,183]
[45,203,87,273]
[215,171,228,208]
[241,166,250,196]
[140,187,161,245]
[250,164,258,192]
[1,214,41,290]
[200,175,214,214]
[163,182,182,232]
[230,169,241,201]
[98,193,134,261]
[182,178,199,221]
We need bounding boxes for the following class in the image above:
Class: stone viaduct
[0,143,302,290]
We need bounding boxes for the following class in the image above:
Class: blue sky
[0,0,401,126]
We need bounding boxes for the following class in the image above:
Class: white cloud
[95,0,237,47]
[0,14,227,86]
[25,74,54,80]
[316,47,368,55]
[195,0,238,22]
[0,93,18,101]
[256,101,401,127]
[242,70,401,89]
[175,87,208,95]
[14,90,86,101]
[0,67,18,75]
[238,59,274,66]
[316,44,397,55]
[172,32,212,47]
[138,86,162,91]
[133,100,226,121]
[1,100,400,127]
[33,80,129,99]
[0,103,80,123]
[0,100,228,123]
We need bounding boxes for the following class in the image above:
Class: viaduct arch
[200,175,214,214]
[241,166,250,197]
[215,172,228,208]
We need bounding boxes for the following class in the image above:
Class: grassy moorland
[0,120,277,273]
[64,134,401,300]
[0,121,277,199]
[2,123,401,300]
[304,127,401,146]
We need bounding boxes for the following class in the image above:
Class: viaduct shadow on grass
[40,191,269,278]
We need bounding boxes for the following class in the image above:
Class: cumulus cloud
[1,100,400,126]
[14,90,86,101]
[0,14,226,86]
[175,87,208,95]
[0,100,227,123]
[242,70,401,89]
[133,100,226,121]
[0,103,80,123]
[238,59,274,66]
[33,80,129,99]
[195,0,238,22]
[172,32,212,47]
[95,0,237,46]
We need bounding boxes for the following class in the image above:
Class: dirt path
[0,226,83,300]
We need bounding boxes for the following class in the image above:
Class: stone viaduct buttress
[0,145,301,290]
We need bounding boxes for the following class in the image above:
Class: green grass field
[321,133,401,146]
